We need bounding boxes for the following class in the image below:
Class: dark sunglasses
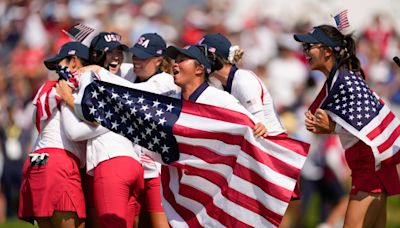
[302,43,324,53]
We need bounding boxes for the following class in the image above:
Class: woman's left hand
[56,80,75,109]
[253,122,268,138]
[313,108,336,134]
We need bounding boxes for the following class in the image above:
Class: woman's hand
[56,80,75,109]
[304,109,336,134]
[305,110,317,132]
[253,122,268,138]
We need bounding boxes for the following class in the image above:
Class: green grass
[387,195,400,227]
[0,218,36,228]
[302,195,400,227]
[0,196,399,227]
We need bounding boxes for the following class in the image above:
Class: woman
[165,44,265,135]
[18,41,89,228]
[199,33,285,137]
[129,32,175,228]
[198,34,301,205]
[69,33,179,228]
[89,31,132,77]
[294,24,400,227]
[57,32,144,228]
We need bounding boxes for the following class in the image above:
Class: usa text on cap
[130,33,166,59]
[90,31,128,52]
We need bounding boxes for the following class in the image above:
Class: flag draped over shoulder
[76,75,310,227]
[310,70,400,170]
[33,66,78,132]
[33,80,60,133]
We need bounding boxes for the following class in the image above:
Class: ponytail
[209,53,224,73]
[337,34,366,79]
[203,49,224,74]
[227,46,244,64]
[318,25,366,79]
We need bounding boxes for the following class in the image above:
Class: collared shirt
[134,70,163,83]
[188,82,209,102]
[223,64,238,93]
[120,63,136,82]
[61,103,138,174]
[33,107,86,168]
[221,65,286,136]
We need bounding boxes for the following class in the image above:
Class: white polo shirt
[220,66,286,136]
[32,108,86,168]
[60,103,137,174]
[120,63,136,82]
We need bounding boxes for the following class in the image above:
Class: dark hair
[190,45,223,78]
[318,25,365,79]
[207,52,224,73]
[89,32,109,66]
[196,45,224,74]
[65,56,90,67]
[89,46,106,66]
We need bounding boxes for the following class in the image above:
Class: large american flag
[310,69,400,170]
[333,9,350,31]
[76,75,309,227]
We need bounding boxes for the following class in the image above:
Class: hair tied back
[228,45,240,64]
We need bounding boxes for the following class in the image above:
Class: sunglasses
[195,44,208,57]
[302,43,324,53]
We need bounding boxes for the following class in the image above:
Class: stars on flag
[82,81,181,161]
[324,72,382,131]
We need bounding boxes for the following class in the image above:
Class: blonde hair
[160,57,174,74]
[223,46,244,64]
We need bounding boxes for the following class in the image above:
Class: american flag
[310,70,400,170]
[33,81,60,132]
[34,66,77,132]
[77,77,309,227]
[333,10,350,31]
[62,23,95,42]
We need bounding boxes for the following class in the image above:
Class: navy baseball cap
[130,33,166,59]
[44,41,89,70]
[90,31,128,52]
[199,33,231,59]
[166,45,211,75]
[294,26,342,50]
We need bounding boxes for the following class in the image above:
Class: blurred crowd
[1,0,400,227]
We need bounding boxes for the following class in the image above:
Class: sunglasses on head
[195,44,208,57]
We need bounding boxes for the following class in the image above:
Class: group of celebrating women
[17,23,400,228]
